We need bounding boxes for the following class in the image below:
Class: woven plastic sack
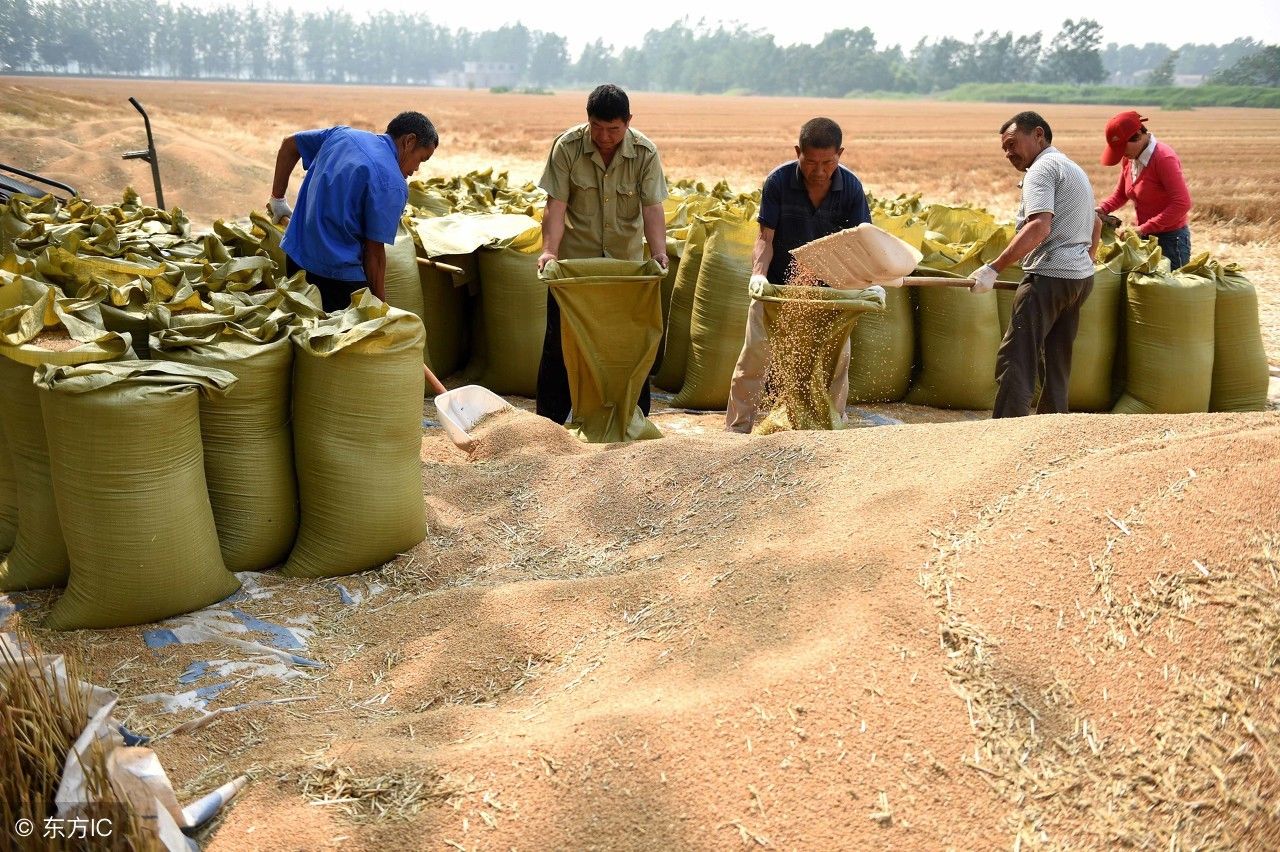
[540,258,665,443]
[418,256,470,379]
[383,222,428,355]
[35,361,241,629]
[653,216,706,393]
[752,282,885,433]
[0,280,132,591]
[671,206,757,409]
[469,225,544,396]
[151,315,298,572]
[285,293,426,578]
[652,234,681,374]
[904,277,1001,410]
[1205,260,1268,412]
[1066,260,1124,412]
[1112,269,1216,414]
[847,284,914,403]
[0,429,15,555]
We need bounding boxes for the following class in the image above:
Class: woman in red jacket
[1096,111,1193,268]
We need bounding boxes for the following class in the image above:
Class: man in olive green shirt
[535,84,668,424]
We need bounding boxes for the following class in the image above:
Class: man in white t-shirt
[970,110,1101,418]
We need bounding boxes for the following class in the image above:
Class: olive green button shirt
[538,124,667,261]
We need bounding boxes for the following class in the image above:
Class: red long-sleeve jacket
[1097,142,1192,236]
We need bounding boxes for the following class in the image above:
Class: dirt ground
[3,78,1279,850]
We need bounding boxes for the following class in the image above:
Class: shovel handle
[423,364,447,395]
[416,256,465,277]
[904,276,1019,291]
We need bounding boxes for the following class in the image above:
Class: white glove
[864,284,886,302]
[267,197,293,225]
[749,274,769,287]
[971,264,998,294]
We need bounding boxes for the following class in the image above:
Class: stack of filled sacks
[847,200,1268,414]
[1,200,431,629]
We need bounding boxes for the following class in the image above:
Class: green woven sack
[151,316,298,572]
[0,280,131,591]
[383,222,428,358]
[1207,261,1268,412]
[35,361,241,629]
[0,429,15,555]
[671,206,756,410]
[1066,261,1124,412]
[418,258,469,379]
[471,225,544,396]
[1112,270,1216,414]
[540,258,665,443]
[653,234,681,375]
[654,204,714,393]
[905,281,1001,410]
[753,282,885,433]
[284,293,426,579]
[848,284,914,404]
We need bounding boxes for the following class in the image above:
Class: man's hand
[970,264,998,294]
[537,251,557,271]
[267,197,292,226]
[652,253,669,271]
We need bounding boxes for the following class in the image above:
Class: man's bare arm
[363,239,387,301]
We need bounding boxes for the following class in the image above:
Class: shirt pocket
[569,165,599,218]
[616,187,641,220]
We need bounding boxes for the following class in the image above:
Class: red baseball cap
[1101,110,1147,166]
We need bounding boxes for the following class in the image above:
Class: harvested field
[3,77,1279,364]
[3,77,1279,850]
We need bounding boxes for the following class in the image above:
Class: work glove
[266,197,293,225]
[864,284,886,302]
[749,274,769,287]
[971,264,998,294]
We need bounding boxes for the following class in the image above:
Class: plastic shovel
[426,364,512,452]
[791,223,1018,290]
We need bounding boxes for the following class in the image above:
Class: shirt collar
[788,162,843,193]
[583,126,637,167]
[1136,134,1157,168]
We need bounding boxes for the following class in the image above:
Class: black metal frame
[0,162,78,202]
[122,97,165,210]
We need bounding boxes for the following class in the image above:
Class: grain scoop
[427,364,511,452]
[790,223,1017,290]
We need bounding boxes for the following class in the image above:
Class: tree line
[0,0,1274,93]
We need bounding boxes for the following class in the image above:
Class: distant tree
[573,38,614,84]
[1039,18,1107,84]
[528,32,568,86]
[1145,49,1179,86]
[1210,44,1280,85]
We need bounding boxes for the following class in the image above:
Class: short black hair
[386,111,438,149]
[999,111,1052,145]
[799,117,842,152]
[586,84,631,123]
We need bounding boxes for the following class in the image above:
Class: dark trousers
[536,289,652,423]
[993,272,1094,419]
[1151,225,1191,270]
[285,255,364,313]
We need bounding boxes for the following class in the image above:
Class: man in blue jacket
[267,111,438,312]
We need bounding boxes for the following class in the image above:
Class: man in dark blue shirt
[267,112,438,312]
[726,118,872,433]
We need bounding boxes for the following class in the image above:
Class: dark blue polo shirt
[758,162,871,284]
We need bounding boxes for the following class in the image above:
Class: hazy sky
[210,0,1279,53]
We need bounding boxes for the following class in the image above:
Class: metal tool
[123,97,165,209]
